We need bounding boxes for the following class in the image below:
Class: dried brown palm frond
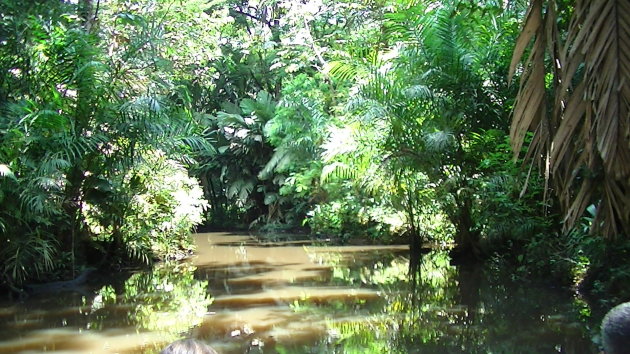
[510,0,630,239]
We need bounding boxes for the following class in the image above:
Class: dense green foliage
[0,0,628,303]
[0,0,211,286]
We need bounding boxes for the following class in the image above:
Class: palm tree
[0,0,212,285]
[341,2,514,258]
[510,0,630,238]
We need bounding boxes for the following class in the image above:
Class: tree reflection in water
[286,249,596,354]
[90,262,212,347]
[0,242,598,353]
[0,262,213,353]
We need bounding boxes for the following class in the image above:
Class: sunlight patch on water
[0,328,167,353]
[0,232,597,353]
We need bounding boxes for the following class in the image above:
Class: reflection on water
[0,232,597,353]
[0,263,211,353]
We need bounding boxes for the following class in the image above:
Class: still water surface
[0,232,597,353]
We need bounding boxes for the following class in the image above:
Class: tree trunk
[78,0,97,31]
[449,193,481,263]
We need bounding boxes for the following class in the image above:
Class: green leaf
[264,193,278,205]
[239,98,257,115]
[116,13,146,27]
[216,112,246,126]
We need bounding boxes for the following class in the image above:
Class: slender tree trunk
[78,0,98,32]
[449,191,481,261]
[62,164,87,276]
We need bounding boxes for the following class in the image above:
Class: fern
[320,162,356,184]
[1,233,58,285]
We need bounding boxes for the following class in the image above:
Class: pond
[0,232,599,353]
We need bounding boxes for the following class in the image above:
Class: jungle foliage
[0,0,628,301]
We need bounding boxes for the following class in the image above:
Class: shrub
[84,154,208,262]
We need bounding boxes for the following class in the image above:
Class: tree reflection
[296,249,595,353]
[88,263,212,340]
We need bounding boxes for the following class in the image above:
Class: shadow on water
[0,232,599,353]
[398,253,596,353]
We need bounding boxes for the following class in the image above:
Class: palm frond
[320,162,356,184]
[216,111,247,127]
[403,85,432,100]
[324,60,360,83]
[1,233,58,285]
[226,178,255,202]
[259,147,294,180]
[424,130,456,152]
[510,0,630,238]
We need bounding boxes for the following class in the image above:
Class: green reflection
[292,249,594,354]
[89,262,212,339]
[322,251,461,353]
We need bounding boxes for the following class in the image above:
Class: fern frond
[320,162,356,184]
[324,60,359,83]
[1,233,57,285]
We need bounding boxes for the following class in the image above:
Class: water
[0,232,598,353]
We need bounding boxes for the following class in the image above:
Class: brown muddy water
[0,232,599,353]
